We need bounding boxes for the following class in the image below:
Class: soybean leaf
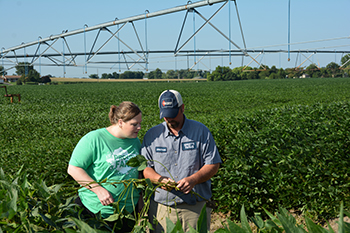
[127,155,148,171]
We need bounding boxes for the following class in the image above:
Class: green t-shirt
[69,128,141,218]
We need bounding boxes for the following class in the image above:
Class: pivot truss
[1,0,349,75]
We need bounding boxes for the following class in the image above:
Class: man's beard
[166,120,180,129]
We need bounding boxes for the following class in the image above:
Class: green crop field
[1,78,350,232]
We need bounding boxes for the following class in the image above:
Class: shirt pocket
[180,143,200,173]
[154,147,172,172]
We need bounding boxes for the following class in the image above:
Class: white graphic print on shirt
[106,148,137,174]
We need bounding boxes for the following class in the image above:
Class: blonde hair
[109,101,141,125]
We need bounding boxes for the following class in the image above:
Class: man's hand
[176,177,196,194]
[176,164,220,194]
[158,176,176,191]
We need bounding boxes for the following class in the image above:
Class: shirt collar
[180,114,189,135]
[164,114,188,137]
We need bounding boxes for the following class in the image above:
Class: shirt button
[175,176,178,178]
[175,151,177,154]
[175,163,178,166]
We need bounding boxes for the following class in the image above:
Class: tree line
[90,54,349,81]
[1,54,349,83]
[207,61,348,81]
[90,68,210,80]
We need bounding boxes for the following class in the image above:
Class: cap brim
[159,107,180,119]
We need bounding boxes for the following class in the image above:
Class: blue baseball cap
[158,90,183,119]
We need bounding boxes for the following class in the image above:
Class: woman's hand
[68,165,114,205]
[94,186,115,206]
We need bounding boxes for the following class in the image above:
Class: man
[141,89,222,232]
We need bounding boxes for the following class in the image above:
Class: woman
[68,101,142,231]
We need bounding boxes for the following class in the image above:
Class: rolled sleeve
[69,134,94,169]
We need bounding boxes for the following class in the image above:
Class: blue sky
[1,0,349,78]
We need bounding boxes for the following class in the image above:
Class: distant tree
[119,71,144,79]
[207,66,232,81]
[101,73,113,79]
[285,68,302,79]
[201,71,210,79]
[136,71,144,79]
[20,69,40,83]
[121,71,133,79]
[154,68,163,79]
[15,62,34,76]
[240,67,258,80]
[255,65,269,79]
[167,69,199,79]
[246,70,259,80]
[174,70,182,79]
[231,67,243,80]
[148,68,163,79]
[277,68,287,79]
[16,79,23,85]
[41,75,52,83]
[259,64,270,70]
[268,73,278,79]
[112,72,119,79]
[166,70,178,79]
[270,65,278,74]
[101,73,108,79]
[258,69,270,79]
[0,65,7,76]
[306,64,320,78]
[194,70,204,79]
[319,67,329,78]
[89,74,99,79]
[326,62,341,77]
[184,70,196,79]
[326,62,340,70]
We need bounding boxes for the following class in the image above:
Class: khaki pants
[148,200,211,233]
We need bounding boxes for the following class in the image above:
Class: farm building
[2,75,21,83]
[300,73,310,78]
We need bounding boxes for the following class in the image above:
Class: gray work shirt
[141,115,222,206]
